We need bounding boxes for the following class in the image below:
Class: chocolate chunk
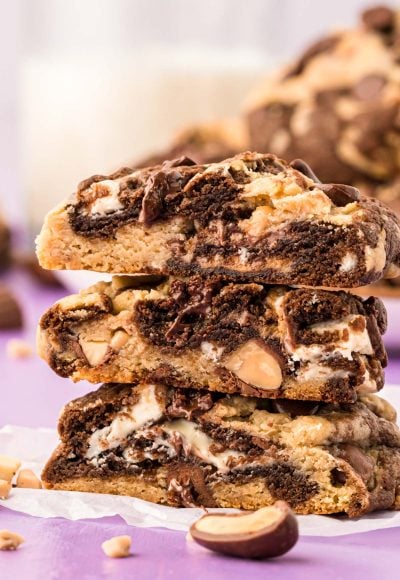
[167,462,216,507]
[138,171,169,225]
[366,315,388,366]
[353,75,387,100]
[271,399,320,417]
[363,296,387,334]
[165,285,213,342]
[338,444,375,483]
[167,389,214,420]
[362,6,395,34]
[318,183,360,206]
[331,468,347,486]
[0,224,11,270]
[289,159,321,183]
[163,156,197,168]
[0,285,23,329]
[164,301,209,341]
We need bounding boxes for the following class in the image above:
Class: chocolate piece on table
[36,152,400,288]
[189,502,299,559]
[38,276,387,403]
[0,285,23,329]
[42,382,400,517]
[0,217,11,270]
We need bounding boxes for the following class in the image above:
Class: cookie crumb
[101,535,132,558]
[6,339,33,359]
[0,479,11,499]
[0,530,25,551]
[0,454,21,482]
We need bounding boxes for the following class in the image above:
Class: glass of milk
[20,0,270,234]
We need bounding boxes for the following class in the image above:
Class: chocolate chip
[289,159,321,183]
[167,463,216,507]
[0,224,11,270]
[271,399,320,417]
[331,468,347,486]
[362,6,395,34]
[363,296,387,334]
[140,168,185,226]
[366,315,387,365]
[167,389,214,420]
[165,295,211,341]
[353,75,386,100]
[163,156,197,168]
[318,183,360,206]
[138,171,169,225]
[338,444,375,484]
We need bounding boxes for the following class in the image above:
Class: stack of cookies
[36,152,400,516]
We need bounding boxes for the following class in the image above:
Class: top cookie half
[36,152,400,287]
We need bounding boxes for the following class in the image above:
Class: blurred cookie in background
[367,177,400,217]
[13,251,64,288]
[246,5,400,192]
[0,212,11,270]
[0,285,23,329]
[137,118,248,167]
[245,4,400,296]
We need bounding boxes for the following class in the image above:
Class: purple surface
[1,266,400,579]
[2,507,400,580]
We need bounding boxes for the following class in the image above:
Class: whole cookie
[246,6,400,190]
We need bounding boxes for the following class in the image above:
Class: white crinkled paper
[1,386,400,536]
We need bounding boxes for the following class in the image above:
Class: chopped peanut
[0,479,11,499]
[101,535,132,558]
[0,530,25,551]
[6,339,33,359]
[0,455,21,482]
[16,469,42,489]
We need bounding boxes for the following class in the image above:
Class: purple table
[1,266,400,579]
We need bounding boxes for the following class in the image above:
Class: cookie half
[42,382,400,517]
[36,152,400,287]
[38,276,388,403]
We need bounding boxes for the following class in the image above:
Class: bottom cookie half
[42,383,400,517]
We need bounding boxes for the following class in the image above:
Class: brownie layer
[42,382,400,516]
[36,152,400,287]
[38,276,388,403]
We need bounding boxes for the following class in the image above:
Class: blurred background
[1,0,397,229]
